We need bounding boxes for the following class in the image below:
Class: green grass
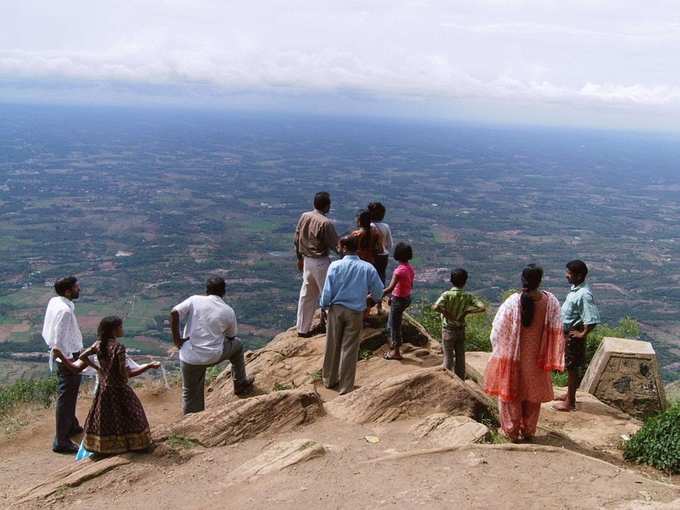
[551,371,569,387]
[414,296,641,376]
[585,316,640,366]
[205,365,222,385]
[166,434,200,450]
[272,382,292,391]
[0,376,59,416]
[414,298,492,352]
[309,369,322,383]
[624,402,680,474]
[358,348,373,361]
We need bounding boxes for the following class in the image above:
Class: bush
[413,296,641,370]
[205,365,222,385]
[551,371,568,387]
[624,403,680,474]
[0,376,59,416]
[585,316,640,366]
[414,298,492,352]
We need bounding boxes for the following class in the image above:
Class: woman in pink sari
[484,265,565,442]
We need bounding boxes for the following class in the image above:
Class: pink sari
[484,291,564,402]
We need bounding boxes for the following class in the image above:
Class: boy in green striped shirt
[432,268,486,379]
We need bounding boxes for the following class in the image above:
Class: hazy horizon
[3,1,680,133]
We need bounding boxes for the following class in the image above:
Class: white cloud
[2,1,680,127]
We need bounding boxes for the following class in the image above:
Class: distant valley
[1,104,679,382]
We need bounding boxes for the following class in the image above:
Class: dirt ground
[0,382,182,506]
[1,382,678,510]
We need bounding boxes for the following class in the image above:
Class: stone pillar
[580,337,667,418]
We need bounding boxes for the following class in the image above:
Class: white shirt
[82,354,142,376]
[42,296,83,358]
[372,222,393,255]
[172,294,237,365]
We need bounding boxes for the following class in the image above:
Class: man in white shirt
[42,276,84,454]
[170,276,254,414]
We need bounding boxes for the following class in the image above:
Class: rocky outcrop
[16,455,132,503]
[230,439,326,481]
[207,306,432,405]
[325,367,496,424]
[158,387,323,447]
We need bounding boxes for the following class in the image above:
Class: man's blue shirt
[320,255,384,312]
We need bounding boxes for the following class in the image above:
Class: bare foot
[554,393,567,401]
[552,401,575,412]
[384,351,403,361]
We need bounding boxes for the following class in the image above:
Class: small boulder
[412,413,489,447]
[230,439,326,481]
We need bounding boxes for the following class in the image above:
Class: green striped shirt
[434,287,486,329]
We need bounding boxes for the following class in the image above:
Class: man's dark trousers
[53,360,82,448]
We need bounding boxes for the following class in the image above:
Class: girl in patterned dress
[79,316,157,454]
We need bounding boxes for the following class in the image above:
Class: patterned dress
[83,340,152,454]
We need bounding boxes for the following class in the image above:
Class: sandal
[383,352,403,361]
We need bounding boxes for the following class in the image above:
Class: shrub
[585,316,640,366]
[413,296,641,372]
[623,402,680,474]
[414,298,492,352]
[0,376,59,416]
[551,371,568,387]
[205,365,222,385]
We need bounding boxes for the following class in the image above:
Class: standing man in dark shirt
[294,192,339,337]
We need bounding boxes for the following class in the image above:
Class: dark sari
[83,339,151,454]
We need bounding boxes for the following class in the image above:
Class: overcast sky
[2,1,680,130]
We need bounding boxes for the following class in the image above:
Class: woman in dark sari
[79,316,157,454]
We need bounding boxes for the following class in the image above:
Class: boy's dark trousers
[442,325,466,379]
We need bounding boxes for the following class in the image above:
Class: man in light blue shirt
[320,235,384,394]
[554,259,601,412]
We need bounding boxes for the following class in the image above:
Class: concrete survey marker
[580,337,667,418]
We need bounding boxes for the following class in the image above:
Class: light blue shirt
[561,282,601,330]
[320,255,384,312]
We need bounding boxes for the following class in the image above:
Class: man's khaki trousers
[322,304,363,394]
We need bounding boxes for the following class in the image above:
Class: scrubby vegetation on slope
[413,296,640,388]
[624,402,680,474]
[0,375,58,416]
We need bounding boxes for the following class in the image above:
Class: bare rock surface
[467,350,641,459]
[230,439,326,481]
[16,455,131,503]
[158,388,323,447]
[326,367,495,424]
[208,325,387,404]
[411,413,490,447]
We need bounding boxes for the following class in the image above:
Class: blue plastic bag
[75,440,94,461]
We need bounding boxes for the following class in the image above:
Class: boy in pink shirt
[382,242,414,360]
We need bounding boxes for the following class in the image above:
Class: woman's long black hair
[520,264,543,327]
[97,315,123,357]
[357,209,372,252]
